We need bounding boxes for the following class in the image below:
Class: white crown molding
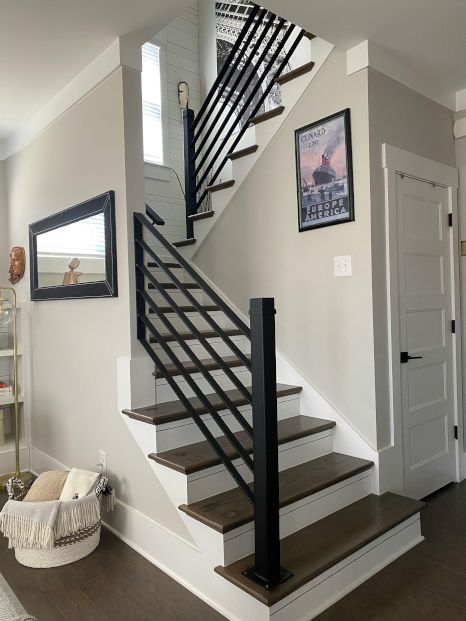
[454,117,466,140]
[0,36,142,161]
[456,88,466,113]
[347,40,456,111]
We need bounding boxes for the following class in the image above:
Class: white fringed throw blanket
[0,493,101,551]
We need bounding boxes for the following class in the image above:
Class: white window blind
[37,214,106,257]
[142,42,164,165]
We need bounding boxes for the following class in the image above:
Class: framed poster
[295,108,354,232]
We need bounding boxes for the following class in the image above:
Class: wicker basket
[15,521,101,568]
[5,475,112,569]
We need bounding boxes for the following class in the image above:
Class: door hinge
[452,319,456,334]
[448,213,453,227]
[454,425,459,440]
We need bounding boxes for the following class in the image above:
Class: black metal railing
[182,4,306,236]
[134,206,292,589]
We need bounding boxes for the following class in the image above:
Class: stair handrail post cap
[249,298,276,316]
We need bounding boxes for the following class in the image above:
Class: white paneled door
[396,174,456,499]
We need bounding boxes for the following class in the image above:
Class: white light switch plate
[334,255,352,277]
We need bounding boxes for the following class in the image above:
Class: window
[142,42,164,165]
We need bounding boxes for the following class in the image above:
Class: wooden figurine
[8,247,26,285]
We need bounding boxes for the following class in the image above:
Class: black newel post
[244,298,293,590]
[134,214,145,342]
[183,108,197,239]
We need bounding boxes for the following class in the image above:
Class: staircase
[121,207,426,620]
[176,3,333,256]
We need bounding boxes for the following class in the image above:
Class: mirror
[29,192,117,301]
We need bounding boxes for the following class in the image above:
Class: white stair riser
[150,336,250,365]
[147,310,237,333]
[183,470,372,567]
[155,367,252,402]
[185,429,334,503]
[154,394,301,452]
[152,428,334,507]
[223,471,372,565]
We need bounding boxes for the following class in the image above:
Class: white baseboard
[0,446,30,476]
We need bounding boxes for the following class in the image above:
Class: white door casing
[396,175,456,498]
[382,144,461,498]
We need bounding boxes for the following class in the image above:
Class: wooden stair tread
[227,145,259,160]
[149,328,242,344]
[250,106,285,125]
[215,492,426,606]
[275,61,315,85]
[152,304,220,314]
[123,383,301,426]
[173,238,196,248]
[152,354,250,379]
[206,180,235,193]
[189,211,214,222]
[148,282,200,290]
[149,415,335,474]
[147,261,181,269]
[179,452,373,533]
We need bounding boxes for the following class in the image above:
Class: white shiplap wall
[145,2,200,245]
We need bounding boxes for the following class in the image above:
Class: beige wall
[368,69,456,448]
[193,49,379,447]
[5,68,190,537]
[0,161,8,282]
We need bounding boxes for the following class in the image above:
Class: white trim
[382,143,463,494]
[454,117,466,140]
[456,88,466,113]
[346,40,456,111]
[0,37,142,161]
[144,162,171,181]
[382,144,458,189]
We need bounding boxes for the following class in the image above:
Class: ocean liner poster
[295,109,354,232]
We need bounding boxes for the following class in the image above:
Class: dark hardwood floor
[0,493,226,621]
[2,481,466,620]
[316,481,466,620]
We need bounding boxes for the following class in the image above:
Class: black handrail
[138,290,254,468]
[140,255,252,403]
[138,265,253,435]
[135,212,251,339]
[193,7,270,144]
[134,212,292,588]
[181,4,307,218]
[194,13,284,171]
[196,26,303,200]
[191,3,261,134]
[137,328,254,504]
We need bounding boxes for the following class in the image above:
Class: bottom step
[215,492,425,607]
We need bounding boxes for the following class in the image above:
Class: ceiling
[1,0,465,146]
[0,0,190,142]
[263,0,466,109]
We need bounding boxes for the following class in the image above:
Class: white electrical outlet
[99,449,107,474]
[334,255,352,277]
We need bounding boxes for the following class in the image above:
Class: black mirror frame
[29,191,118,301]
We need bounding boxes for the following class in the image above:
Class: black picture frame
[29,191,118,301]
[295,108,354,232]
